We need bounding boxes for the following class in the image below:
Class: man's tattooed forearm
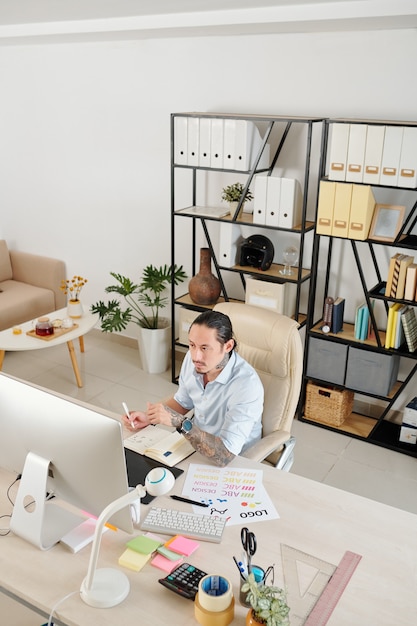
[163,405,184,428]
[187,428,235,467]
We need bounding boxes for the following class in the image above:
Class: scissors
[241,526,257,575]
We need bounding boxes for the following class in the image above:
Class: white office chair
[214,302,303,471]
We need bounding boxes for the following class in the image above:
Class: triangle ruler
[281,544,362,626]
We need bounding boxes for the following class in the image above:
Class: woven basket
[304,382,354,426]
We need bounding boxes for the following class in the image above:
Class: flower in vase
[60,275,88,302]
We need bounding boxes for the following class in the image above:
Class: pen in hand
[122,402,135,429]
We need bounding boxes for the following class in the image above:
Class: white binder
[198,117,212,168]
[187,117,200,167]
[223,119,236,170]
[363,124,385,185]
[328,123,350,181]
[210,118,224,168]
[346,124,367,183]
[253,173,268,225]
[234,120,254,171]
[278,178,302,229]
[174,117,188,165]
[265,176,281,227]
[218,222,241,268]
[380,125,404,186]
[399,126,417,188]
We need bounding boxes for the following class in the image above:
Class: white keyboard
[140,506,226,543]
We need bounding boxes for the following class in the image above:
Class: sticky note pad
[157,545,183,561]
[118,549,151,572]
[166,535,199,556]
[151,553,183,573]
[127,534,162,555]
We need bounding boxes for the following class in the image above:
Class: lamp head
[145,467,175,496]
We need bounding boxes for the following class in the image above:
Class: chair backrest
[214,302,303,438]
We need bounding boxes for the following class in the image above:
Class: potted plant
[221,181,254,216]
[91,264,186,374]
[240,572,290,626]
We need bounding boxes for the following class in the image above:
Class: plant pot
[137,318,171,374]
[246,609,265,625]
[188,248,221,305]
[67,299,83,319]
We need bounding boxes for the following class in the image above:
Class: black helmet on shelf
[239,235,275,271]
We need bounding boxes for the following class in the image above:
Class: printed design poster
[181,464,279,526]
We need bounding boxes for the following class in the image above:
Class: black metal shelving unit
[170,112,325,383]
[300,118,417,458]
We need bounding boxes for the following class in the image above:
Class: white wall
[0,28,416,336]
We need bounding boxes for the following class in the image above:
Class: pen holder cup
[239,566,265,607]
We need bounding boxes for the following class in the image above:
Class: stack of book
[354,301,375,341]
[385,304,417,351]
[385,253,417,300]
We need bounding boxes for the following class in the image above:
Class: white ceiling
[0,1,416,43]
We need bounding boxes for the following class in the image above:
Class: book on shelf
[124,426,194,467]
[385,253,403,297]
[354,303,365,340]
[354,301,374,341]
[396,255,414,300]
[331,297,345,334]
[393,304,407,349]
[385,302,401,349]
[401,306,417,353]
[404,263,417,301]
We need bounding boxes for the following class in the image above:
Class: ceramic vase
[67,299,83,319]
[188,248,221,305]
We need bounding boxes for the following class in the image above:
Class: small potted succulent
[241,572,290,626]
[221,182,254,216]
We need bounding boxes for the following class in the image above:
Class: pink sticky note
[167,535,199,556]
[151,553,183,572]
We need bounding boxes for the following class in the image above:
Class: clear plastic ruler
[281,545,362,626]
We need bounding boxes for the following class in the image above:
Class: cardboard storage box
[306,337,348,386]
[178,308,200,345]
[399,424,417,445]
[345,347,399,396]
[245,276,296,318]
[403,397,417,427]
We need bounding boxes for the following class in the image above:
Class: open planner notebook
[124,425,194,467]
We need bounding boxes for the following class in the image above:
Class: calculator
[158,562,207,599]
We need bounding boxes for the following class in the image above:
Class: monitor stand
[10,451,86,550]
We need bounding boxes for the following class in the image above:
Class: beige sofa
[0,240,66,331]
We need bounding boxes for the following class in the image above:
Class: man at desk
[123,310,263,466]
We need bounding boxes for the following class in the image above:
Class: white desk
[0,306,98,387]
[0,446,416,625]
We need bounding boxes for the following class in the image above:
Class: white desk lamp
[80,467,175,608]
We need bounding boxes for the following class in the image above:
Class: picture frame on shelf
[368,203,405,242]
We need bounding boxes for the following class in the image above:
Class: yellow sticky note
[118,548,151,572]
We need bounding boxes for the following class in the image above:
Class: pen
[170,495,209,508]
[233,555,247,581]
[122,402,135,429]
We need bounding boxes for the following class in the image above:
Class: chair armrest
[241,430,292,463]
[9,250,66,309]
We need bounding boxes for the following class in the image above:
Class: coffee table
[0,306,99,388]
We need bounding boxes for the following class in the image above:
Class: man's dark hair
[190,310,237,351]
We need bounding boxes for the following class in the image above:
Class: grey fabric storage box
[307,337,348,385]
[345,347,399,396]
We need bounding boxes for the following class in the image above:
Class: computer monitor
[0,373,133,550]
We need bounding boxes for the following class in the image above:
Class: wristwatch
[178,418,193,436]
